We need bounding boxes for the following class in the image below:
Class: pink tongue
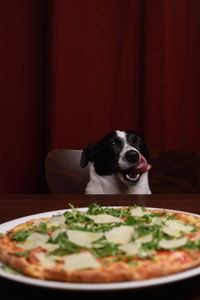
[131,154,151,174]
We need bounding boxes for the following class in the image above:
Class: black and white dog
[80,130,152,194]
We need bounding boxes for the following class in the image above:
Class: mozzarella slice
[86,214,123,223]
[130,207,150,217]
[150,217,167,226]
[33,252,56,268]
[51,229,63,240]
[162,227,181,237]
[119,242,141,255]
[45,215,66,227]
[136,234,153,244]
[63,252,100,270]
[158,237,188,249]
[162,220,194,237]
[67,230,103,247]
[41,243,59,252]
[105,226,134,244]
[118,234,153,255]
[17,232,49,250]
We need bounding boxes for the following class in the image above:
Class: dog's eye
[110,138,120,146]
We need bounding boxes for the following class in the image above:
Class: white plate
[0,207,200,291]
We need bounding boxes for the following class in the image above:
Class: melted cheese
[118,234,153,255]
[119,242,141,255]
[33,252,56,268]
[158,237,188,249]
[45,215,66,227]
[86,214,123,223]
[130,207,150,217]
[162,220,194,237]
[136,234,153,244]
[51,228,65,240]
[67,230,103,247]
[150,217,167,226]
[41,243,59,252]
[104,226,134,244]
[34,251,100,271]
[18,233,49,250]
[62,252,100,270]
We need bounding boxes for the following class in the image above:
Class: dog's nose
[125,150,140,163]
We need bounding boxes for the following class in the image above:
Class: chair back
[149,150,200,193]
[45,149,89,194]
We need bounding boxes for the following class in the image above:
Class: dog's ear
[80,143,99,168]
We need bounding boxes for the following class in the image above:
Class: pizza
[0,204,200,283]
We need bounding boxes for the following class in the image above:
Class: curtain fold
[143,0,200,150]
[47,0,144,150]
[0,0,47,193]
[0,0,200,192]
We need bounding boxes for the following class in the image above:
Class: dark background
[0,0,200,193]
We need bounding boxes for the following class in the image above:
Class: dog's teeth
[125,173,140,182]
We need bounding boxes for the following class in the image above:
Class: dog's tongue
[131,154,151,175]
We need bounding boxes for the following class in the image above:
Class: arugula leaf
[64,208,91,224]
[68,222,120,233]
[33,223,60,234]
[91,242,123,258]
[123,217,142,226]
[86,203,131,218]
[9,230,30,241]
[33,223,48,234]
[4,266,22,274]
[86,203,105,215]
[14,250,30,258]
[184,239,200,250]
[136,224,161,236]
[48,232,79,256]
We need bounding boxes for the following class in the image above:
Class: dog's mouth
[119,155,151,184]
[123,171,140,182]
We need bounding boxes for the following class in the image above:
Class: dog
[80,130,152,194]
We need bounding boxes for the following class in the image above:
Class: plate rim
[0,206,200,291]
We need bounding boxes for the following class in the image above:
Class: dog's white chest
[85,163,151,194]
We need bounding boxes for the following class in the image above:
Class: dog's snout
[125,150,139,163]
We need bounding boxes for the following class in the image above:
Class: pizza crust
[1,245,200,283]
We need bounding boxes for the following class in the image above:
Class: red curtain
[0,0,200,193]
[0,0,46,193]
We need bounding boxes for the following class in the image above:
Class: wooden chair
[45,149,200,194]
[149,150,200,193]
[45,150,89,194]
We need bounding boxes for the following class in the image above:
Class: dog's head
[80,130,151,185]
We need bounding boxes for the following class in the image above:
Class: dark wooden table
[0,194,199,299]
